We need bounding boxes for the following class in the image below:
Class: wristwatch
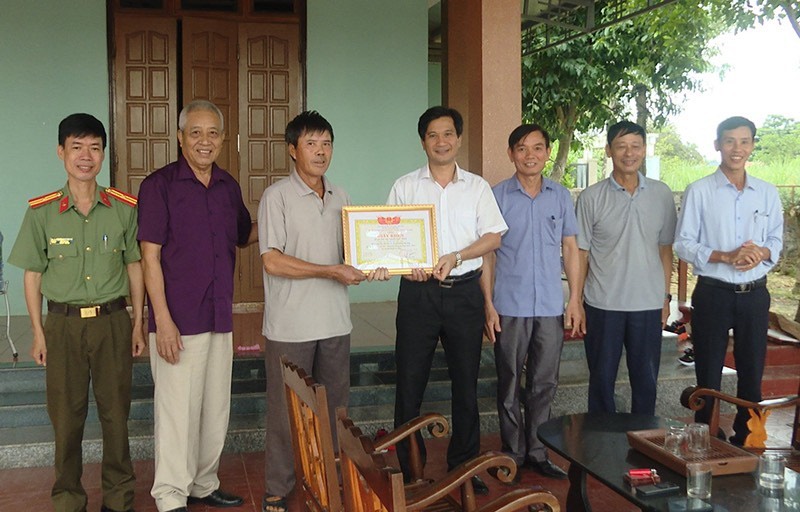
[454,251,463,268]
[665,293,672,302]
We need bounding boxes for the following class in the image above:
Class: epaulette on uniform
[28,190,63,209]
[105,187,138,207]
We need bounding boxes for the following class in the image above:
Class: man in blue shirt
[675,116,783,445]
[481,124,584,479]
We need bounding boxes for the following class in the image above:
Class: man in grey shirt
[257,111,386,512]
[576,121,676,415]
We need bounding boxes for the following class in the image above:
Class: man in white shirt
[386,106,508,494]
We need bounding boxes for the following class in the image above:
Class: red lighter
[624,468,661,486]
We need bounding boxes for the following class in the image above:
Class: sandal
[262,494,288,512]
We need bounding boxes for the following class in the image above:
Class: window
[253,0,294,13]
[181,0,237,11]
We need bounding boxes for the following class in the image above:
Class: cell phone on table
[667,497,713,512]
[635,481,681,498]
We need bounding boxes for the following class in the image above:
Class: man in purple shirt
[138,100,255,512]
[480,124,584,480]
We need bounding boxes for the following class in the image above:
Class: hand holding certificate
[342,205,439,275]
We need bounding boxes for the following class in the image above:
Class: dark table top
[538,413,799,512]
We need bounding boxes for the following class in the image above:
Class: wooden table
[538,413,799,511]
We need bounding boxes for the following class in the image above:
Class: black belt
[697,275,766,293]
[47,297,128,318]
[435,269,482,289]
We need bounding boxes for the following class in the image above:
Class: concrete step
[0,337,734,469]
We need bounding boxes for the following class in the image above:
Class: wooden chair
[336,408,561,512]
[680,384,800,470]
[281,356,450,512]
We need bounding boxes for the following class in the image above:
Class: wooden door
[112,15,302,303]
[237,22,302,301]
[112,16,179,196]
[183,17,258,301]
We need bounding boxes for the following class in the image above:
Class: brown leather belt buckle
[80,306,100,318]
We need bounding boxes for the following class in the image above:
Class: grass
[660,158,800,192]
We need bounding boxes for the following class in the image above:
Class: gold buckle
[80,306,100,318]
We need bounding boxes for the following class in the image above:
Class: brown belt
[47,297,128,318]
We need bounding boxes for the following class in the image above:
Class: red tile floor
[0,432,638,512]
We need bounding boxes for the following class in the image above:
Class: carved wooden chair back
[336,408,562,512]
[681,384,800,471]
[281,356,343,512]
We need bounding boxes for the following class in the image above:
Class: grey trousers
[263,334,350,497]
[494,316,563,464]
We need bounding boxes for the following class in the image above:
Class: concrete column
[444,0,521,185]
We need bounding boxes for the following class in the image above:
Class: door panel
[113,16,178,195]
[182,17,239,181]
[237,22,301,302]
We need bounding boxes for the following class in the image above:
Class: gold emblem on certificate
[342,205,439,275]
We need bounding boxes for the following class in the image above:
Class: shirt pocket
[752,211,770,245]
[544,216,563,246]
[47,241,78,261]
[99,232,125,255]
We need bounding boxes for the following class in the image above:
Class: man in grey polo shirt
[257,111,387,512]
[576,120,676,415]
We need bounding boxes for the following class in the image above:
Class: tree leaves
[521,0,761,182]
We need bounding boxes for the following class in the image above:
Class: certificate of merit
[342,205,439,275]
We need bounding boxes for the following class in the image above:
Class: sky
[671,18,800,160]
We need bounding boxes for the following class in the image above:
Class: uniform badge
[27,191,63,209]
[105,187,138,207]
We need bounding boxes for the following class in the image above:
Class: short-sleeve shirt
[9,184,140,304]
[492,176,578,318]
[258,171,352,342]
[674,169,783,283]
[386,164,508,275]
[137,155,252,335]
[576,173,676,311]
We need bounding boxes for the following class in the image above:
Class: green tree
[523,1,725,182]
[655,124,705,164]
[752,115,800,163]
[715,1,800,39]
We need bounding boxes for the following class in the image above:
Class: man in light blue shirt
[481,124,584,480]
[674,116,783,445]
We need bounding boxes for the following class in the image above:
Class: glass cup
[758,453,785,495]
[687,423,711,454]
[759,495,783,512]
[664,424,687,456]
[687,462,712,499]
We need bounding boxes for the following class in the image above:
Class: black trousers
[394,277,485,476]
[691,278,770,444]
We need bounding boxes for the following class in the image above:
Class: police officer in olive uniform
[9,113,146,512]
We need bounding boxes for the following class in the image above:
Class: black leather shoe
[470,475,490,495]
[526,458,568,480]
[188,489,245,508]
[100,506,134,512]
